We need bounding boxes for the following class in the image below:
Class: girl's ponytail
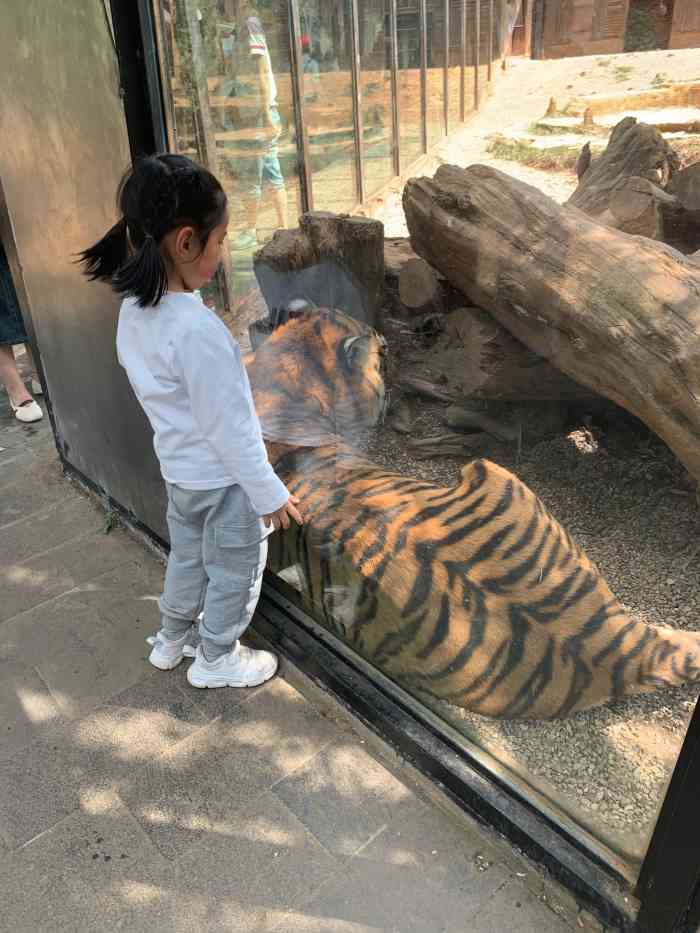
[79,153,226,308]
[113,235,168,309]
[78,217,128,283]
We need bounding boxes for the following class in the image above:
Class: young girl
[80,153,302,689]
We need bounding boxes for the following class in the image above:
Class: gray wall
[0,0,167,539]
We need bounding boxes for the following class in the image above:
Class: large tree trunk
[254,211,385,329]
[403,163,700,485]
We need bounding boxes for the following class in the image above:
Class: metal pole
[461,0,467,121]
[288,0,313,211]
[420,0,428,152]
[443,0,450,136]
[349,0,365,206]
[474,0,480,109]
[487,0,494,82]
[389,0,401,176]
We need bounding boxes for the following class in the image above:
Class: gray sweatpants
[159,482,269,660]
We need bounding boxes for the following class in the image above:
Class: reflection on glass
[358,0,394,197]
[426,0,446,147]
[448,0,464,128]
[154,0,301,332]
[397,3,423,167]
[300,0,359,212]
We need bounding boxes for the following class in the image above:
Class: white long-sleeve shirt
[116,291,289,515]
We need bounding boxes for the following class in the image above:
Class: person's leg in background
[0,342,42,422]
[234,149,264,250]
[187,483,276,689]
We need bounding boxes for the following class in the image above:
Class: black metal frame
[474,0,481,108]
[288,0,314,212]
[349,0,366,206]
[443,0,450,134]
[388,0,401,176]
[80,3,700,931]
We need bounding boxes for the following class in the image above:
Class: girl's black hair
[78,154,227,308]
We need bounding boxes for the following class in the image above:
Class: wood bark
[254,211,384,329]
[403,163,700,485]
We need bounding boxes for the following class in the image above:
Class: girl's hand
[263,495,303,531]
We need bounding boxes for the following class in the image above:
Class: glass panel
[299,0,359,212]
[464,0,478,113]
[358,0,394,197]
[255,3,700,888]
[426,0,446,146]
[448,0,464,127]
[154,0,302,343]
[396,2,423,167]
[478,0,490,93]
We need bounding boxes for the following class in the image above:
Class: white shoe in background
[11,398,43,423]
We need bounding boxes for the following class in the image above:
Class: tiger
[245,308,700,720]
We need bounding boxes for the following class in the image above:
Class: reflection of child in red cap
[301,33,311,51]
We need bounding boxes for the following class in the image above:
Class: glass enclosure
[358,0,394,197]
[152,0,700,891]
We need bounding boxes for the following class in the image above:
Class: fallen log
[403,163,700,485]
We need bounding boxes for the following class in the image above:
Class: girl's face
[166,216,229,292]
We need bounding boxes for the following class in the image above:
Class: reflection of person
[232,2,288,250]
[301,33,320,102]
[0,238,42,423]
[79,154,302,689]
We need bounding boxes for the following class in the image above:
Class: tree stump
[403,163,700,485]
[567,118,680,218]
[254,211,385,329]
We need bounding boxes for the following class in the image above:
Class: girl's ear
[173,225,196,260]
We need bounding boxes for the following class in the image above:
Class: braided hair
[78,154,227,308]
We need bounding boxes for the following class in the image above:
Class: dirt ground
[370,45,700,235]
[357,47,700,871]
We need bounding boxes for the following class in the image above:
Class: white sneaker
[186,642,278,689]
[147,627,199,670]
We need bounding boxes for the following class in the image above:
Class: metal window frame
[474,0,481,108]
[443,0,450,135]
[349,0,366,206]
[388,0,401,177]
[460,0,467,122]
[114,7,700,930]
[420,0,428,153]
[288,0,314,212]
[487,0,494,81]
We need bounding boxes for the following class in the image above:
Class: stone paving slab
[272,736,419,859]
[0,495,104,564]
[0,526,136,623]
[0,405,610,932]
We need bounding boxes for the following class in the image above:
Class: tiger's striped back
[269,445,700,719]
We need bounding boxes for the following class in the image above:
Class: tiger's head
[246,309,387,450]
